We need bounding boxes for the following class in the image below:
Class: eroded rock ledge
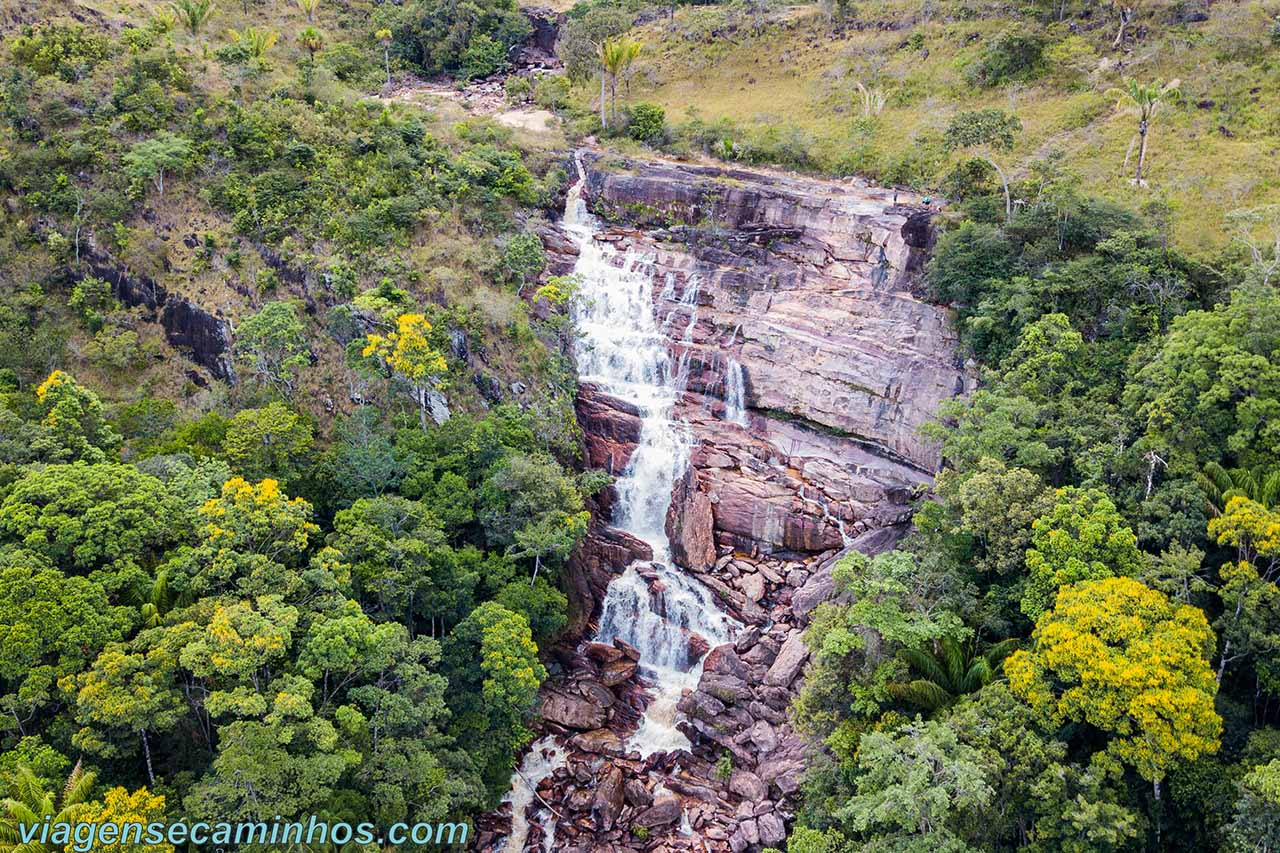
[561,152,973,565]
[501,153,973,852]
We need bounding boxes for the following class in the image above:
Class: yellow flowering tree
[199,477,319,563]
[362,313,449,430]
[81,786,174,853]
[1206,495,1280,688]
[33,370,121,462]
[1005,576,1222,802]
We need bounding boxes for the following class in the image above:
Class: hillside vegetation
[568,0,1279,252]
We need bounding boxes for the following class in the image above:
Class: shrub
[627,103,666,144]
[461,33,508,80]
[964,25,1046,88]
[533,74,571,110]
[504,74,532,104]
[10,22,110,82]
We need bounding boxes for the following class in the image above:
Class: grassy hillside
[573,0,1280,253]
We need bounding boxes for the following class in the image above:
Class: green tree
[62,636,186,784]
[478,452,589,583]
[233,301,310,397]
[1106,78,1180,184]
[328,496,460,628]
[226,26,279,59]
[1021,486,1145,619]
[0,762,96,853]
[1224,760,1280,852]
[0,463,185,593]
[1006,576,1222,802]
[943,109,1022,221]
[222,403,314,484]
[889,636,1019,712]
[444,602,546,795]
[0,553,135,735]
[840,718,994,851]
[1126,284,1280,474]
[122,133,195,197]
[32,370,121,463]
[596,37,641,129]
[170,0,214,35]
[795,550,969,730]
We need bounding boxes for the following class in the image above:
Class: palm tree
[295,0,320,23]
[596,37,642,129]
[170,0,214,36]
[298,26,324,63]
[227,26,280,59]
[888,637,1020,712]
[1196,461,1280,518]
[0,762,96,853]
[1107,78,1180,185]
[376,28,393,87]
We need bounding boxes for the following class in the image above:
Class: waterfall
[497,157,738,850]
[723,359,749,426]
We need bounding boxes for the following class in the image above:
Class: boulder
[728,770,767,803]
[763,633,810,688]
[592,766,625,831]
[635,795,682,828]
[541,690,606,730]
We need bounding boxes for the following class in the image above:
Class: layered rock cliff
[566,153,971,568]
[487,153,972,853]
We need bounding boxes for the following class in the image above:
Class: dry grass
[593,0,1280,252]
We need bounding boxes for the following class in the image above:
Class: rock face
[498,152,971,852]
[566,153,972,561]
[82,252,237,383]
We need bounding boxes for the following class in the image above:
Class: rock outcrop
[503,152,971,852]
[560,153,972,562]
[82,251,237,383]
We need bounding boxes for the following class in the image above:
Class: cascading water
[497,157,738,850]
[723,359,749,426]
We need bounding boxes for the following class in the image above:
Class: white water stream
[497,158,738,851]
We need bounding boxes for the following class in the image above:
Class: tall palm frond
[1196,461,1280,517]
[889,637,1020,712]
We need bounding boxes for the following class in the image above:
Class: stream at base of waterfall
[496,159,739,852]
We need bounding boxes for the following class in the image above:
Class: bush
[533,74,571,110]
[504,74,532,104]
[10,22,110,82]
[627,103,666,144]
[461,33,509,80]
[964,25,1046,88]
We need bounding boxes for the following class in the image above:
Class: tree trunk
[1135,122,1149,182]
[988,156,1012,221]
[530,553,541,586]
[141,729,155,785]
[1112,6,1132,48]
[417,386,429,431]
[384,48,391,86]
[600,71,608,128]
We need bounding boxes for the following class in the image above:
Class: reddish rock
[592,766,625,831]
[600,659,638,686]
[635,795,682,828]
[541,690,606,731]
[576,383,642,473]
[666,466,717,572]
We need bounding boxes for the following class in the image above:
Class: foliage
[627,103,666,144]
[1005,577,1222,788]
[233,300,311,397]
[122,132,195,197]
[1021,486,1145,619]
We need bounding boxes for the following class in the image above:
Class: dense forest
[0,0,1279,850]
